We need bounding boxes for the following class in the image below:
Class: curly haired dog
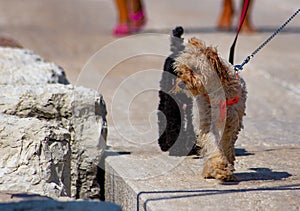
[174,37,247,181]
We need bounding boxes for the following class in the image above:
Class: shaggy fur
[174,37,247,181]
[158,27,197,156]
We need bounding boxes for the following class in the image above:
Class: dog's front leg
[200,106,237,182]
[201,128,236,181]
[194,95,211,155]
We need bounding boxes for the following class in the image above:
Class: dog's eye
[177,71,182,76]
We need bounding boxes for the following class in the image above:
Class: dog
[158,27,197,156]
[173,37,247,181]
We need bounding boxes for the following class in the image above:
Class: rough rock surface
[0,47,69,85]
[0,47,107,199]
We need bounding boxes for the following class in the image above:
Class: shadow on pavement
[235,148,254,156]
[235,167,292,181]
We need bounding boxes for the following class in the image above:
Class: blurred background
[0,0,299,84]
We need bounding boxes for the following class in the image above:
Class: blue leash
[234,8,300,72]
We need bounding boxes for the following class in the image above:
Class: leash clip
[234,64,243,72]
[234,55,253,72]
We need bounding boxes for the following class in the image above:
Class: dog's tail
[169,26,185,57]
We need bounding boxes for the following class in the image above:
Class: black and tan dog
[157,27,197,156]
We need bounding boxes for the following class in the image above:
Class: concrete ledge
[105,145,300,211]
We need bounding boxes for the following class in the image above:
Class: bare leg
[217,0,234,31]
[130,0,142,13]
[113,0,131,36]
[128,0,146,31]
[115,0,129,25]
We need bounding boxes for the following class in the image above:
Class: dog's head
[174,37,231,96]
[173,62,203,96]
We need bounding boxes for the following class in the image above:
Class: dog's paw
[202,153,236,182]
[202,167,236,182]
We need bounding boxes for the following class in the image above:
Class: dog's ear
[188,37,206,50]
[205,47,230,82]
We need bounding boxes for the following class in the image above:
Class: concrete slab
[105,145,300,210]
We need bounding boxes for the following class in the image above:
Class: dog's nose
[178,81,186,89]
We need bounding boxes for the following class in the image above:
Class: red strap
[219,101,227,122]
[202,94,239,122]
[229,0,251,65]
[219,96,240,122]
[202,94,239,105]
[226,96,240,105]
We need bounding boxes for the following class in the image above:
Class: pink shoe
[129,10,146,32]
[113,24,131,37]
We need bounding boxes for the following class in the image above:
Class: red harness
[203,72,240,122]
[203,94,240,123]
[219,96,240,122]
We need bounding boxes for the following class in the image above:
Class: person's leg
[129,0,146,31]
[115,0,129,25]
[130,0,142,13]
[217,0,234,31]
[113,0,130,36]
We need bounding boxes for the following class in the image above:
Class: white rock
[0,47,69,85]
[0,47,107,199]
